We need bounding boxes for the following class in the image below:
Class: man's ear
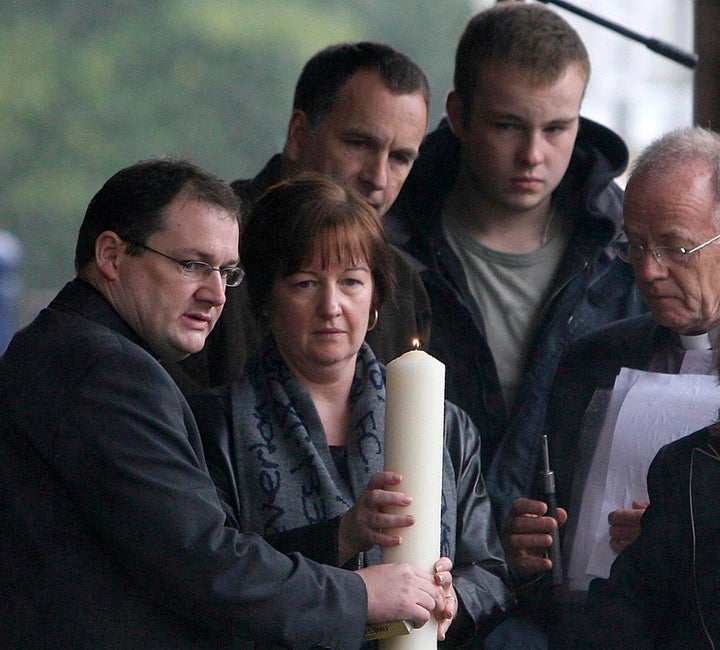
[446,90,466,138]
[284,109,309,163]
[94,231,124,281]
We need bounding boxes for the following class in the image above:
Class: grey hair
[629,127,720,226]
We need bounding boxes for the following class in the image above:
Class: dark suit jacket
[583,426,720,649]
[526,314,701,648]
[544,314,671,510]
[0,279,366,649]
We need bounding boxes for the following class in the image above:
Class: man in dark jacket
[385,7,645,646]
[583,425,720,649]
[0,158,447,648]
[385,3,644,508]
[171,42,432,393]
[553,127,720,647]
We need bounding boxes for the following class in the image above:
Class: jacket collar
[51,278,153,357]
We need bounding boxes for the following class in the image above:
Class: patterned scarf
[228,338,387,542]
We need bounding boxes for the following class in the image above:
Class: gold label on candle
[364,620,412,641]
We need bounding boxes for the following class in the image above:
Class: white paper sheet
[569,368,720,589]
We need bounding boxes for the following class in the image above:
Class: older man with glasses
[549,126,720,532]
[612,232,720,268]
[497,126,720,646]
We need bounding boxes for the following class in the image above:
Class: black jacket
[384,118,645,516]
[545,314,669,511]
[583,426,720,649]
[0,279,367,649]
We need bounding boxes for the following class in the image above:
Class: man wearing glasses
[0,158,447,648]
[502,127,720,645]
[545,126,720,542]
[579,127,720,649]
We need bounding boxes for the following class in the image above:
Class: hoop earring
[367,308,379,332]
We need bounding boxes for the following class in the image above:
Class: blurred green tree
[0,0,473,308]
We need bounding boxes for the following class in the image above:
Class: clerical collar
[679,331,712,351]
[679,325,720,351]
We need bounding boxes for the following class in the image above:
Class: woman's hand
[338,471,414,564]
[433,557,456,640]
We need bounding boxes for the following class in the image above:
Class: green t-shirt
[443,212,571,412]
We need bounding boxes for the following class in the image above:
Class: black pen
[540,434,563,586]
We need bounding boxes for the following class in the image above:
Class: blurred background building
[530,0,695,176]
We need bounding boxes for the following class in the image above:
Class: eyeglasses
[611,232,720,268]
[127,241,245,287]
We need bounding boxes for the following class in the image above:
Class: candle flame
[411,337,422,350]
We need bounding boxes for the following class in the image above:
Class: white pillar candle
[380,346,445,650]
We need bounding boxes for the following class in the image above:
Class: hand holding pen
[501,498,568,579]
[540,434,563,586]
[500,437,567,580]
